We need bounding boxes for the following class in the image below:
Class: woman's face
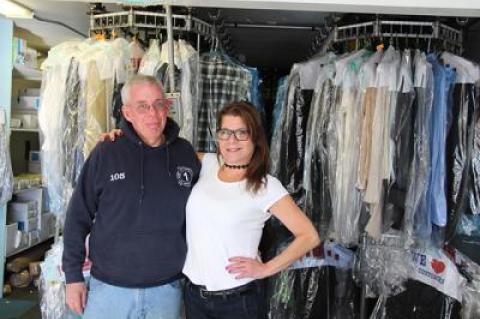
[217,115,255,165]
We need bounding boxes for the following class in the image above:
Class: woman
[182,101,320,319]
[102,101,320,318]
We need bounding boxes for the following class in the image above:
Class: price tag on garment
[410,249,466,301]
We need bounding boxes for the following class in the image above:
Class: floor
[0,285,41,319]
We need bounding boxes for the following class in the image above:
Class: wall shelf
[12,64,42,81]
[6,233,54,258]
[10,127,39,133]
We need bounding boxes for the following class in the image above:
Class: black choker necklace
[223,163,250,169]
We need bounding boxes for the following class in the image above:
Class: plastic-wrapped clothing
[357,87,377,190]
[271,76,288,139]
[426,54,456,228]
[364,47,401,238]
[0,107,13,204]
[40,238,80,319]
[112,80,124,127]
[460,254,480,319]
[181,54,200,145]
[403,52,434,242]
[138,39,162,76]
[267,266,359,319]
[361,233,412,298]
[369,280,462,319]
[39,53,71,215]
[304,74,336,236]
[383,51,416,231]
[330,51,370,246]
[274,73,313,206]
[365,46,400,204]
[445,84,479,240]
[61,59,82,213]
[196,51,252,152]
[147,40,199,144]
[82,61,108,158]
[357,50,383,190]
[469,106,480,215]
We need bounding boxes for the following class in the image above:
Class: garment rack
[90,7,214,92]
[333,20,463,53]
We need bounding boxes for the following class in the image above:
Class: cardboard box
[28,161,41,174]
[18,95,40,110]
[28,231,41,247]
[5,223,21,256]
[18,216,39,232]
[40,213,55,240]
[8,201,38,221]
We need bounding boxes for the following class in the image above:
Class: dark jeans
[184,279,265,319]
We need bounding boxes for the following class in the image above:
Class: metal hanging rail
[90,9,213,37]
[333,20,463,52]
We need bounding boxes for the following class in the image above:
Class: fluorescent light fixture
[0,0,34,19]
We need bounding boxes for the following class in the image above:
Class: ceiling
[6,1,480,70]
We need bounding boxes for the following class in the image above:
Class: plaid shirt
[196,53,252,152]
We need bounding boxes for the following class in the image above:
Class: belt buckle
[199,287,209,299]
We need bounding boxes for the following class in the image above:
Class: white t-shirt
[182,153,288,291]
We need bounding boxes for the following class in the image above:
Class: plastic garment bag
[445,83,479,240]
[138,39,162,76]
[383,50,416,232]
[270,67,298,179]
[469,108,480,215]
[330,50,371,246]
[40,45,76,216]
[460,253,480,318]
[270,68,312,206]
[360,232,412,298]
[271,76,288,138]
[0,107,13,204]
[61,60,82,227]
[369,280,462,319]
[304,68,336,236]
[403,51,434,243]
[425,54,456,228]
[267,266,359,319]
[364,46,400,239]
[40,238,78,319]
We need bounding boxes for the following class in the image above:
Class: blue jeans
[83,276,182,319]
[184,279,265,319]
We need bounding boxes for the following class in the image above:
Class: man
[62,75,200,319]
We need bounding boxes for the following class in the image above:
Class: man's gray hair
[121,75,165,105]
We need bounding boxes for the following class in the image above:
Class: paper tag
[410,249,466,301]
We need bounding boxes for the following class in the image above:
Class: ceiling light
[0,0,34,19]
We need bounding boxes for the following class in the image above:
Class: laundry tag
[410,249,466,301]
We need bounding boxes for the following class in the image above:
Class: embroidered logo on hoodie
[176,166,193,187]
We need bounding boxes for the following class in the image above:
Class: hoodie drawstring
[139,142,145,204]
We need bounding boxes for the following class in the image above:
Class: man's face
[122,83,170,146]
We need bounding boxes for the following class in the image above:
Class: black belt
[187,280,257,299]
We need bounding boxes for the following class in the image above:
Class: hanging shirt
[426,54,456,228]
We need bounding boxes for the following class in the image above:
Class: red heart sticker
[431,259,446,274]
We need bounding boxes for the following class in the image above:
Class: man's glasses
[130,99,173,113]
[216,128,250,141]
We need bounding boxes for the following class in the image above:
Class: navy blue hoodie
[62,118,200,287]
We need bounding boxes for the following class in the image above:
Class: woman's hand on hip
[226,256,270,279]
